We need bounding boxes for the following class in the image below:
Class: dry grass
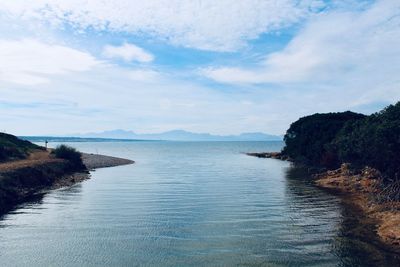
[0,149,63,173]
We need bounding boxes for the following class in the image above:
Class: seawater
[0,141,398,266]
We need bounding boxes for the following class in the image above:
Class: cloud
[1,1,399,136]
[203,0,400,85]
[128,70,160,82]
[103,43,154,63]
[0,39,101,85]
[201,67,264,85]
[0,0,325,51]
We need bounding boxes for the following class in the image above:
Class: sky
[0,0,399,136]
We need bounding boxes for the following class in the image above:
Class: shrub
[53,145,85,170]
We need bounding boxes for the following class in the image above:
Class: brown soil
[315,164,400,253]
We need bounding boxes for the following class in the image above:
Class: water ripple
[0,141,398,266]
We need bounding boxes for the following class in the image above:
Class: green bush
[53,145,85,170]
[282,101,400,182]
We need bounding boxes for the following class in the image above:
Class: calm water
[0,141,398,266]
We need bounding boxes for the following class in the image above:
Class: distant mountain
[20,136,144,143]
[73,129,283,141]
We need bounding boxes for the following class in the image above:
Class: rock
[362,166,382,179]
[245,152,290,161]
[340,163,352,176]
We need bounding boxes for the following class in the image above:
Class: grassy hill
[0,133,42,162]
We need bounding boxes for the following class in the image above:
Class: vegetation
[53,145,85,170]
[0,133,42,162]
[334,102,400,181]
[282,112,366,167]
[282,102,400,182]
[0,138,87,214]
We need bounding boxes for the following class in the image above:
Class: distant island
[248,101,400,253]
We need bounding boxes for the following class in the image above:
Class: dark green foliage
[334,102,400,181]
[282,101,400,182]
[0,133,42,162]
[53,145,85,170]
[282,112,366,167]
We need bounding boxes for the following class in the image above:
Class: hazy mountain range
[72,129,283,141]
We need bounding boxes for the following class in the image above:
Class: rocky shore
[246,152,291,161]
[315,164,400,253]
[0,151,134,215]
[246,151,400,254]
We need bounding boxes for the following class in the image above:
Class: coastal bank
[0,149,134,215]
[315,164,400,253]
[246,152,400,255]
[247,101,400,254]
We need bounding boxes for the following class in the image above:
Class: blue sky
[0,0,399,136]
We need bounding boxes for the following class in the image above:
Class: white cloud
[1,1,399,136]
[128,70,160,82]
[201,67,265,85]
[0,0,325,51]
[203,0,400,85]
[103,43,154,63]
[0,39,101,85]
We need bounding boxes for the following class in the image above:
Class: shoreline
[51,153,135,189]
[315,164,400,254]
[0,152,134,215]
[245,152,291,161]
[247,152,400,254]
[81,153,134,170]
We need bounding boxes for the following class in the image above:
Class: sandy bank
[81,153,134,170]
[315,164,400,253]
[51,153,134,188]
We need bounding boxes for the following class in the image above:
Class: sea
[0,141,398,266]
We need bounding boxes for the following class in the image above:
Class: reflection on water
[285,167,400,266]
[334,197,400,266]
[0,141,398,266]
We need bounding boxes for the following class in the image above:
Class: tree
[335,102,400,181]
[282,111,366,167]
[53,145,85,170]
